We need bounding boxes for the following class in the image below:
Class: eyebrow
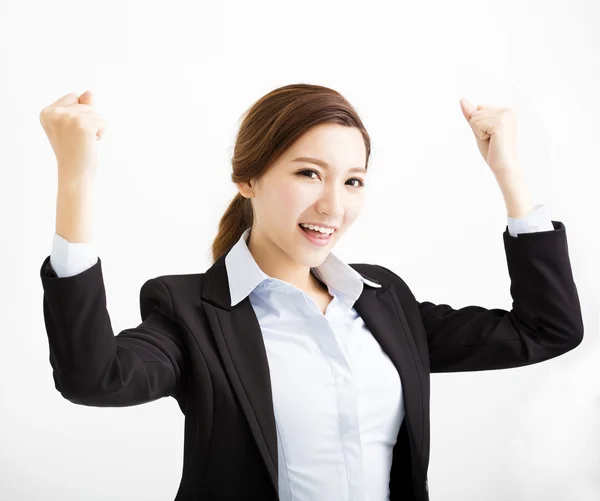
[290,156,367,174]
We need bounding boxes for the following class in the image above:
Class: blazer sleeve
[379,220,584,373]
[39,255,188,406]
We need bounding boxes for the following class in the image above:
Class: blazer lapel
[201,256,425,495]
[352,280,426,458]
[201,255,279,495]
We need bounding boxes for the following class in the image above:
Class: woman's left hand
[460,98,520,175]
[460,98,535,218]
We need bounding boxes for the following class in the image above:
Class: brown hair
[211,83,371,263]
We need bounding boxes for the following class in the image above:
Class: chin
[301,250,331,267]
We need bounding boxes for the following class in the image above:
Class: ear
[235,181,254,199]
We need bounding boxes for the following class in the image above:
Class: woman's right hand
[39,90,107,180]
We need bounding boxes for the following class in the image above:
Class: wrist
[494,169,534,218]
[58,173,95,190]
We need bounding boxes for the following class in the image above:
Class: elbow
[529,321,584,363]
[52,371,110,405]
[562,291,585,352]
[555,320,584,356]
[53,377,91,404]
[566,309,585,351]
[565,324,584,352]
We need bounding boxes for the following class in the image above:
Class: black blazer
[39,220,584,501]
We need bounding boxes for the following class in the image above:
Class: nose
[315,184,344,219]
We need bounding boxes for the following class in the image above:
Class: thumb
[460,98,488,142]
[78,89,94,105]
[459,97,476,121]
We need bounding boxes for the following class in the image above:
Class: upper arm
[41,256,188,406]
[105,277,189,404]
[417,299,531,372]
[374,256,583,374]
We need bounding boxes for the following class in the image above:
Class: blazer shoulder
[349,262,413,293]
[139,272,206,320]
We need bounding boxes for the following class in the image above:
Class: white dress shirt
[49,204,554,500]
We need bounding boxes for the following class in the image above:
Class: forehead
[282,123,367,165]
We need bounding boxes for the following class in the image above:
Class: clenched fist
[39,90,107,180]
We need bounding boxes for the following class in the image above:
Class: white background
[1,0,599,500]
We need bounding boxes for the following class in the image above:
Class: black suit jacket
[39,220,584,501]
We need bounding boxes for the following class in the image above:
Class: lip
[298,224,335,246]
[299,222,339,230]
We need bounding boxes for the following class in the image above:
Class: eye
[297,169,365,188]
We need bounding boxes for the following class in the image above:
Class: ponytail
[211,193,253,263]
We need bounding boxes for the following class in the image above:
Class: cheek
[343,198,364,228]
[271,183,309,213]
[349,198,364,218]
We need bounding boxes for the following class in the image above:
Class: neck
[247,228,326,294]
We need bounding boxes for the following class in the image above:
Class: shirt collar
[224,226,381,307]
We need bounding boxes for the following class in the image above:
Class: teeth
[300,223,335,234]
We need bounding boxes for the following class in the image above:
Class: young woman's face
[237,123,368,269]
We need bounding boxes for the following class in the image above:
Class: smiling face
[236,122,368,283]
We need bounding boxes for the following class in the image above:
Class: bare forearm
[55,173,95,243]
[494,168,534,218]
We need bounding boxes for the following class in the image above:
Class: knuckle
[73,116,88,128]
[40,106,60,125]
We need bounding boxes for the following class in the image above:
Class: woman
[39,84,584,501]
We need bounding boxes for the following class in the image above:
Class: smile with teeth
[299,223,336,235]
[299,223,336,246]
